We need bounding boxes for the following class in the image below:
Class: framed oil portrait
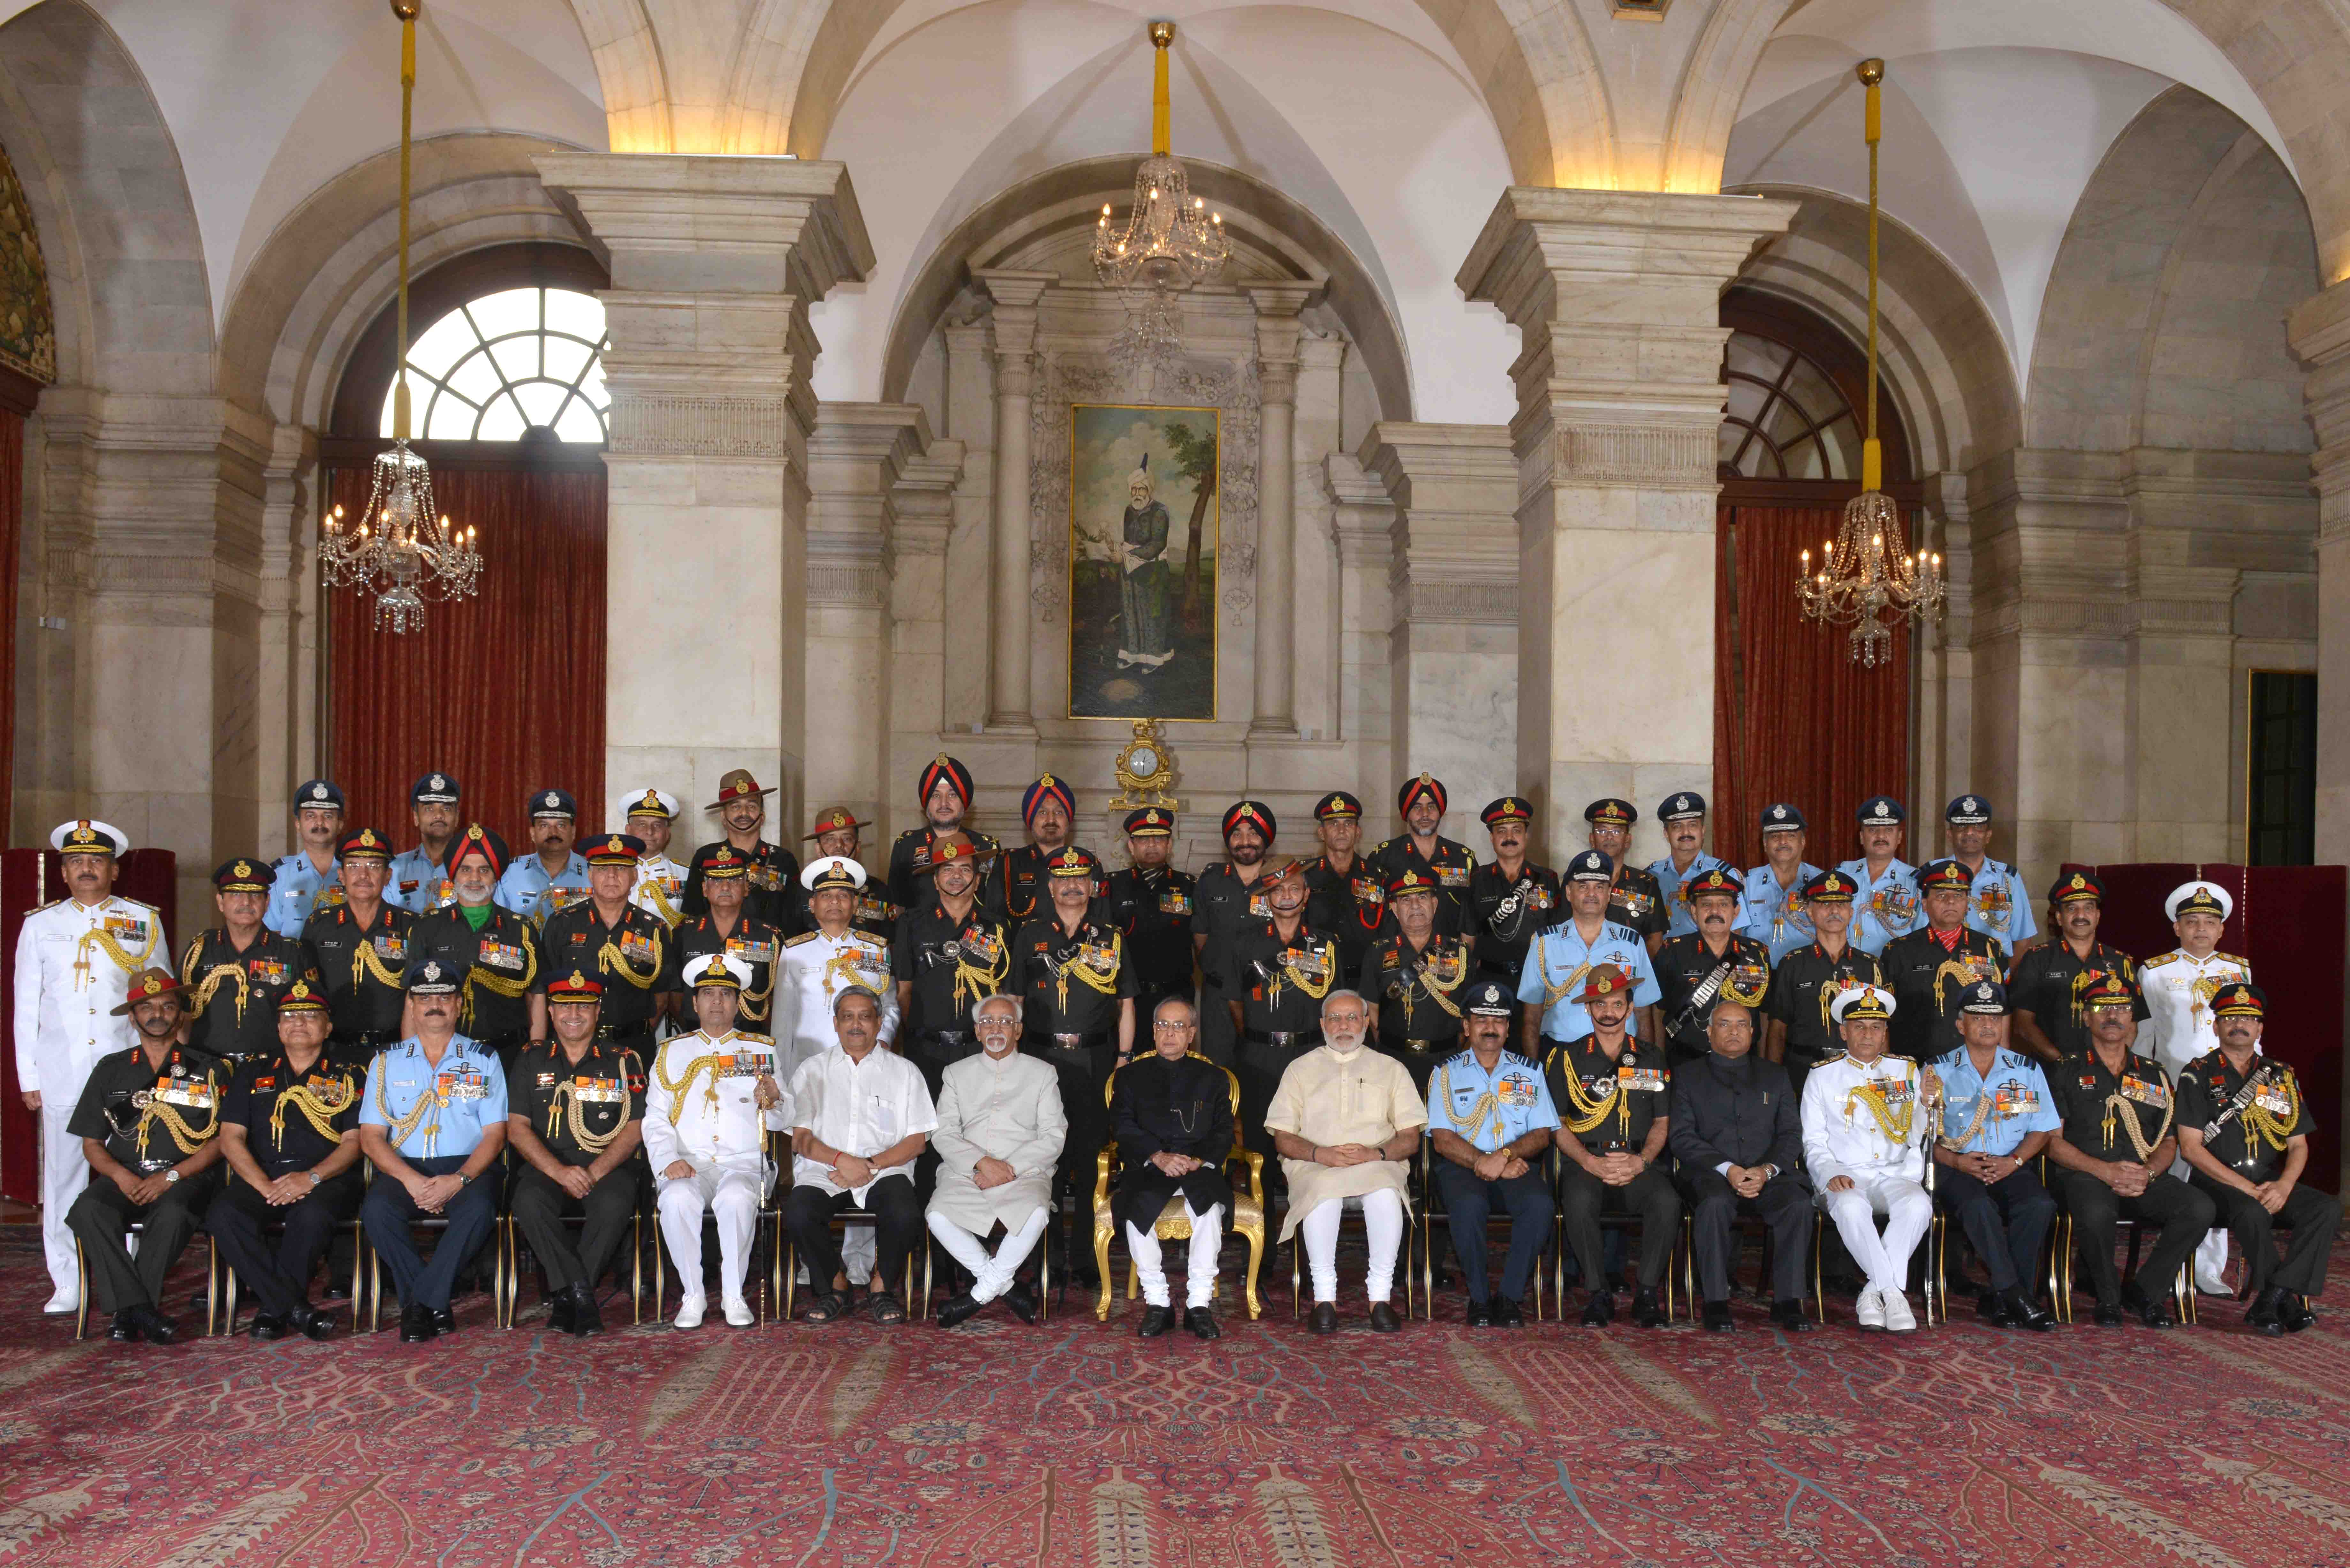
[1068,403,1219,721]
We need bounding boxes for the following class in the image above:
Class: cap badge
[430,775,445,790]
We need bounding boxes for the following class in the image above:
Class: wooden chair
[1091,1053,1265,1320]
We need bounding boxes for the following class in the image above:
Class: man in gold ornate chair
[1105,997,1238,1340]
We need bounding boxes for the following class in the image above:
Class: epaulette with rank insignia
[738,1031,777,1045]
[2218,952,2250,969]
[2142,949,2184,968]
[783,931,820,947]
[30,896,64,915]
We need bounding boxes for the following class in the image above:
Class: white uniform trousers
[1818,1173,1932,1299]
[925,1208,1049,1303]
[656,1165,763,1306]
[1128,1202,1223,1309]
[1299,1188,1406,1305]
[40,1094,92,1297]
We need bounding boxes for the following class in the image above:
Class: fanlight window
[1719,331,1861,481]
[378,286,610,442]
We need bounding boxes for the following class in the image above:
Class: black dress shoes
[1309,1302,1338,1336]
[1186,1306,1222,1340]
[130,1306,179,1345]
[399,1305,438,1344]
[1490,1296,1525,1328]
[2092,1301,2126,1327]
[1702,1299,1734,1332]
[548,1293,576,1335]
[249,1312,289,1341]
[1137,1304,1174,1338]
[1002,1283,1040,1324]
[108,1310,142,1343]
[567,1281,604,1338]
[431,1306,457,1336]
[2004,1291,2056,1332]
[290,1304,337,1341]
[1631,1290,1666,1329]
[1770,1299,1815,1333]
[935,1292,986,1329]
[2281,1293,2319,1333]
[2248,1288,2286,1336]
[1368,1302,1401,1333]
[1580,1290,1614,1328]
[1463,1297,1492,1328]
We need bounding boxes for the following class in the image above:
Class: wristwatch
[163,1169,180,1186]
[458,1172,474,1188]
[305,1170,321,1188]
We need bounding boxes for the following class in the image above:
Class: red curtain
[327,463,608,847]
[0,406,20,838]
[1713,505,1911,872]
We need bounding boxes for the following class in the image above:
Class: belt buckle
[1054,1033,1083,1048]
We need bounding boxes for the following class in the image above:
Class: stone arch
[2027,86,2317,455]
[877,156,1415,422]
[568,0,673,151]
[0,0,209,394]
[219,132,598,432]
[1732,187,2022,477]
[693,0,1610,187]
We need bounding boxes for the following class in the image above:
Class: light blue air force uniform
[1961,858,2037,949]
[494,851,591,923]
[1929,1045,2059,1157]
[1517,920,1661,1043]
[360,1036,510,1160]
[1649,853,1748,938]
[265,852,343,938]
[387,848,454,914]
[1740,863,1823,963]
[1836,856,1920,955]
[1425,1049,1557,1152]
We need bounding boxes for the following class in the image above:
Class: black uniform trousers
[1937,1162,2057,1294]
[2053,1170,2212,1308]
[783,1172,925,1292]
[1679,1169,1812,1304]
[906,1029,980,1101]
[360,1154,500,1312]
[2191,1175,2341,1298]
[1237,1035,1319,1181]
[66,1175,216,1314]
[510,1165,640,1293]
[205,1173,362,1318]
[1559,1164,1679,1292]
[1429,1161,1549,1304]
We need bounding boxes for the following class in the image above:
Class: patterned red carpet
[3,1231,2347,1568]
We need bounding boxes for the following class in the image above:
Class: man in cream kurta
[1265,988,1426,1333]
[642,953,788,1330]
[928,995,1067,1327]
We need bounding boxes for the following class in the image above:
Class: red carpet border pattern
[2,1236,2348,1567]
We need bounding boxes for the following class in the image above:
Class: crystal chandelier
[319,0,481,635]
[1798,57,1942,669]
[1093,21,1228,364]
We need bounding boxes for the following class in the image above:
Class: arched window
[380,286,610,442]
[1719,331,1861,481]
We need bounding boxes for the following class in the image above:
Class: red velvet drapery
[0,406,21,835]
[1713,505,1912,872]
[326,463,608,847]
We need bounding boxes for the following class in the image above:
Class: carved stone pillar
[885,436,967,841]
[1458,189,1796,851]
[534,154,872,836]
[1247,283,1317,738]
[973,269,1054,734]
[254,422,321,856]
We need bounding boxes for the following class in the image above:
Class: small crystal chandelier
[319,0,481,635]
[1798,57,1942,669]
[1093,20,1229,365]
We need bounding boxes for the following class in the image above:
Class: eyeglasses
[1153,1020,1197,1031]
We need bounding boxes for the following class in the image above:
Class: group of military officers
[11,759,2337,1342]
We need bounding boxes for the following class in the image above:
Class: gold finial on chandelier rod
[392,0,419,442]
[1857,56,1883,494]
[1149,21,1175,158]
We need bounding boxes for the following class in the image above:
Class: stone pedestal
[1458,189,1795,858]
[534,153,872,838]
[1360,422,1519,822]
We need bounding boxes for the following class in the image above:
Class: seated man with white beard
[1266,989,1426,1335]
[643,954,788,1329]
[1802,985,1938,1332]
[929,994,1068,1328]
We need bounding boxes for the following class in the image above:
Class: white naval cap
[683,951,752,990]
[800,854,867,894]
[622,787,680,822]
[2164,880,2232,923]
[51,819,129,856]
[1829,984,1897,1024]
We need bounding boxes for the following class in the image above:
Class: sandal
[865,1290,906,1326]
[803,1290,849,1324]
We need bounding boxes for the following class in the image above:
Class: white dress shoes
[673,1294,706,1330]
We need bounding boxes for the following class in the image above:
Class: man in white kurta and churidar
[928,994,1067,1327]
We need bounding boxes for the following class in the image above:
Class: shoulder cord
[547,1078,624,1155]
[1537,936,1593,1013]
[1937,1089,1995,1152]
[1932,951,1996,1015]
[2242,1068,2302,1154]
[460,921,537,1030]
[354,933,405,992]
[372,1055,440,1153]
[655,1037,750,1126]
[185,938,253,1022]
[1554,1049,1630,1139]
[2101,1087,2173,1163]
[1404,943,1470,1031]
[1054,930,1124,1015]
[80,918,158,984]
[953,931,1010,1019]
[639,878,682,926]
[136,1070,221,1161]
[272,1071,357,1147]
[1843,1068,1917,1145]
[1433,1060,1505,1147]
[1270,938,1337,1009]
[599,922,663,989]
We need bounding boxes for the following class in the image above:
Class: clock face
[1126,746,1159,777]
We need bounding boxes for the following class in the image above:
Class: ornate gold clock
[1109,718,1182,809]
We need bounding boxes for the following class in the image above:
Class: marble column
[1324,452,1396,788]
[1292,333,1346,743]
[2291,281,2350,867]
[939,320,995,737]
[534,154,872,838]
[1360,423,1519,820]
[1458,189,1796,855]
[254,422,321,858]
[973,269,1054,735]
[805,403,930,837]
[884,436,967,843]
[1247,283,1317,738]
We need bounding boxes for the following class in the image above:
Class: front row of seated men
[60,946,2339,1343]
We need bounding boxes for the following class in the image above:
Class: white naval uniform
[2139,946,2254,1285]
[630,854,688,927]
[925,1049,1067,1301]
[642,1029,788,1308]
[1801,1051,1933,1301]
[11,894,171,1298]
[772,927,900,1082]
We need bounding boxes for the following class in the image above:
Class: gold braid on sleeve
[272,1072,356,1147]
[2100,1091,2173,1162]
